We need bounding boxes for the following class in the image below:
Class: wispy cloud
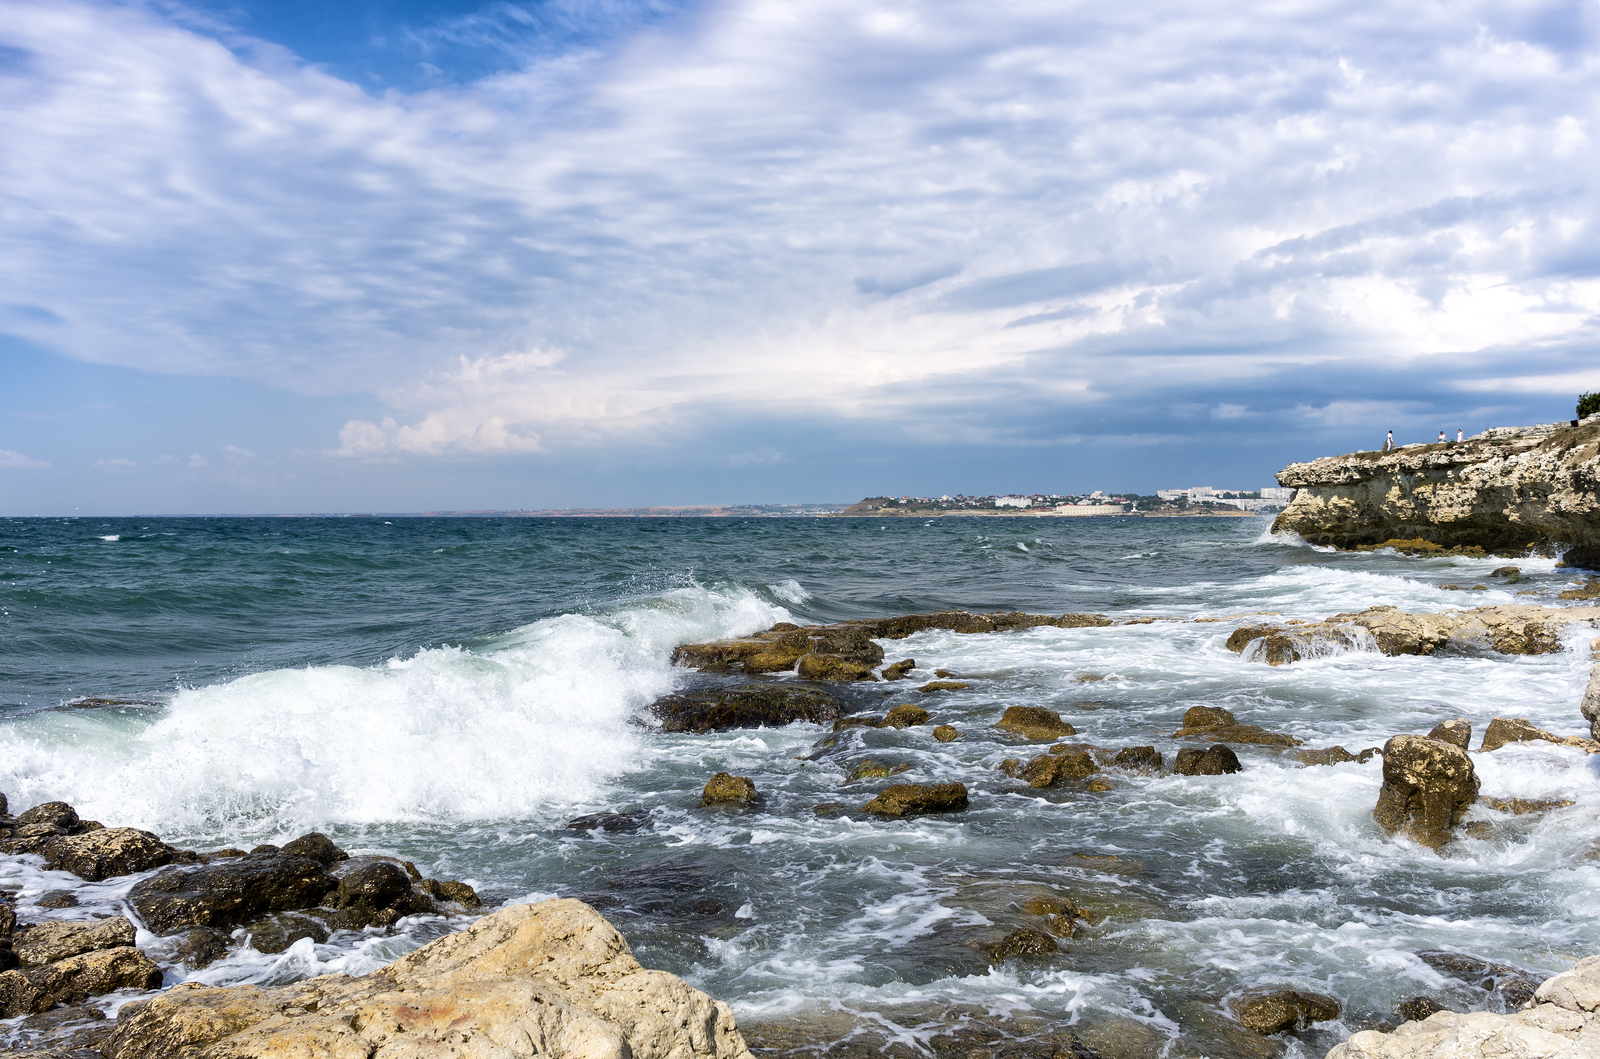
[0,449,51,469]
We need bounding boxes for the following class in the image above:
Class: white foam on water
[767,579,810,604]
[98,534,120,542]
[0,582,789,843]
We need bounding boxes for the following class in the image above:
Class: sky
[2,0,1599,514]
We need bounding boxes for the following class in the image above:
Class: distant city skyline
[3,0,1598,515]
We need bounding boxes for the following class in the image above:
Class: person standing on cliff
[1456,428,1463,442]
[1438,430,1446,443]
[1385,430,1394,451]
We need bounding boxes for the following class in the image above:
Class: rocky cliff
[1272,417,1600,568]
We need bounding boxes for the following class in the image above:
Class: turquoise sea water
[2,515,1597,1056]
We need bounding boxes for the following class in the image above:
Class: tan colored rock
[23,946,163,1006]
[1174,723,1301,747]
[43,827,180,882]
[13,918,136,967]
[881,704,929,729]
[1230,989,1340,1035]
[919,680,971,692]
[1226,604,1598,664]
[1582,663,1600,741]
[881,659,915,680]
[861,782,968,817]
[1182,706,1237,729]
[700,773,758,807]
[1480,716,1564,751]
[1372,735,1480,851]
[103,899,753,1059]
[795,654,877,682]
[1481,796,1574,815]
[0,968,50,1017]
[1426,719,1471,749]
[932,724,958,742]
[1298,746,1359,766]
[1021,750,1097,788]
[995,706,1076,740]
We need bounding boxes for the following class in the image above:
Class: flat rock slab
[650,684,840,732]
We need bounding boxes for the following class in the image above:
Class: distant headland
[835,488,1291,517]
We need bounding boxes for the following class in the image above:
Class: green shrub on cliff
[1579,392,1600,419]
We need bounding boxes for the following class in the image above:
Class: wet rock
[1584,663,1600,741]
[1490,566,1521,578]
[702,772,759,807]
[1183,705,1237,729]
[1372,736,1480,851]
[0,969,51,1017]
[13,918,135,966]
[998,758,1024,777]
[1057,613,1115,628]
[882,704,929,728]
[651,684,840,732]
[996,706,1076,740]
[882,659,915,680]
[1426,718,1472,749]
[1479,716,1563,751]
[42,827,181,882]
[1111,746,1161,771]
[15,803,84,832]
[1297,746,1359,766]
[796,654,878,682]
[862,782,969,817]
[1480,795,1574,815]
[249,844,279,855]
[987,928,1058,962]
[278,832,348,867]
[1416,950,1544,1008]
[33,891,78,909]
[1393,996,1446,1023]
[128,853,339,933]
[1173,746,1243,776]
[919,680,971,692]
[240,910,332,954]
[811,802,846,816]
[1558,577,1600,600]
[417,878,482,907]
[566,809,651,833]
[1,823,70,856]
[328,857,436,926]
[208,848,248,858]
[21,946,164,1006]
[167,927,229,969]
[934,669,957,678]
[1022,750,1098,788]
[1175,723,1302,746]
[1225,625,1305,665]
[9,1002,112,1055]
[1231,989,1341,1035]
[100,899,754,1059]
[832,715,883,731]
[846,759,910,782]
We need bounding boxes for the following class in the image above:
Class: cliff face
[1272,418,1600,568]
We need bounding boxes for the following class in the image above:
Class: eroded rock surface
[650,684,840,732]
[1372,736,1480,851]
[996,706,1077,740]
[101,898,754,1059]
[1226,605,1599,665]
[861,782,969,817]
[1229,989,1340,1035]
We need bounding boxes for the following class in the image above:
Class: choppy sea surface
[2,515,1597,1057]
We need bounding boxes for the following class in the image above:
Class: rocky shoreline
[6,603,1600,1058]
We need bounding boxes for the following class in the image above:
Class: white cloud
[2,0,1599,459]
[0,449,51,469]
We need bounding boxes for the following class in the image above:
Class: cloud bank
[1,0,1598,504]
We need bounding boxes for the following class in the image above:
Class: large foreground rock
[43,827,183,881]
[1328,954,1600,1058]
[1372,735,1480,851]
[102,898,753,1059]
[127,852,339,933]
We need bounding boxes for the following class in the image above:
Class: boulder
[1426,719,1472,749]
[650,684,840,733]
[861,782,969,817]
[13,918,136,966]
[1182,706,1237,729]
[15,802,85,832]
[417,878,482,908]
[1372,736,1480,851]
[1173,746,1243,776]
[1416,950,1543,1008]
[278,832,349,867]
[1175,723,1301,747]
[995,706,1076,740]
[1021,751,1098,788]
[881,703,929,728]
[127,853,339,934]
[1298,746,1359,766]
[2,823,70,856]
[1112,746,1162,770]
[795,654,878,682]
[18,947,163,1007]
[919,680,971,692]
[882,659,915,680]
[1583,663,1600,742]
[0,969,50,1017]
[986,928,1059,962]
[1230,989,1341,1035]
[1479,716,1562,752]
[100,899,754,1059]
[933,725,959,742]
[327,857,436,927]
[701,772,758,807]
[43,828,181,882]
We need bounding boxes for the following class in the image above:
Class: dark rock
[919,681,971,692]
[995,706,1076,740]
[34,891,78,909]
[21,946,163,1006]
[701,772,758,807]
[1297,746,1358,766]
[10,1003,111,1055]
[1021,751,1098,788]
[882,704,929,729]
[882,659,915,680]
[566,810,652,833]
[862,782,969,817]
[127,853,339,933]
[249,844,280,855]
[1426,719,1472,749]
[43,827,180,882]
[168,926,229,969]
[998,758,1024,777]
[1479,716,1563,751]
[417,878,481,907]
[1173,746,1243,776]
[933,725,959,742]
[240,911,331,954]
[1,824,69,856]
[328,857,435,925]
[1372,735,1480,851]
[796,654,878,681]
[15,802,82,832]
[987,928,1059,962]
[1231,989,1341,1035]
[1416,950,1542,1008]
[811,802,847,816]
[1174,723,1301,747]
[278,832,349,867]
[1394,996,1446,1022]
[832,716,883,731]
[13,918,135,966]
[208,848,248,859]
[1182,706,1237,729]
[651,684,840,733]
[1112,746,1161,771]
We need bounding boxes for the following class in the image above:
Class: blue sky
[2,0,1598,513]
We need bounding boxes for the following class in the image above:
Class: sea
[2,514,1597,1058]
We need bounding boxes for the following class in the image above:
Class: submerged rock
[986,928,1059,963]
[238,910,330,954]
[566,809,652,833]
[651,684,840,732]
[1021,750,1098,788]
[1230,989,1341,1035]
[702,772,759,807]
[1372,736,1480,851]
[996,706,1077,740]
[1172,746,1243,776]
[1297,746,1359,766]
[1480,795,1575,815]
[1174,723,1301,747]
[1479,716,1563,751]
[920,680,971,692]
[861,782,969,817]
[882,658,915,680]
[1393,996,1447,1023]
[933,724,959,742]
[100,899,753,1059]
[1415,950,1544,1008]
